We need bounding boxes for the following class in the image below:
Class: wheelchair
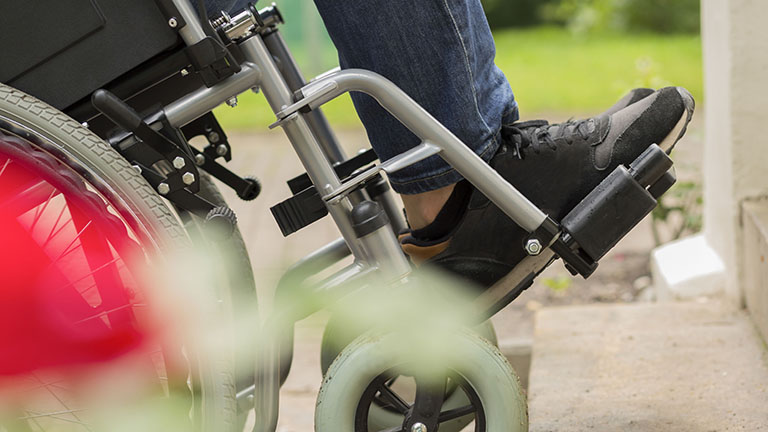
[0,1,678,430]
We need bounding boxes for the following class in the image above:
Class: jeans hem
[389,132,502,195]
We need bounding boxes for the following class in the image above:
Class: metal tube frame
[170,0,208,45]
[150,4,560,431]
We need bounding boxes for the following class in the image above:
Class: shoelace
[504,118,596,157]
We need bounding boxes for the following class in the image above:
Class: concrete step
[528,301,768,431]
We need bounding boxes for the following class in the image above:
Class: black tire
[194,172,259,430]
[0,83,239,431]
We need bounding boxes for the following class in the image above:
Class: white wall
[701,0,768,305]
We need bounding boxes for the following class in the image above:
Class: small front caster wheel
[315,329,528,432]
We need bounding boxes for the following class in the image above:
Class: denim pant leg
[313,0,518,194]
[203,0,246,16]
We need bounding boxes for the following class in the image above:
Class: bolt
[411,423,427,432]
[180,68,189,77]
[195,154,206,166]
[525,238,542,256]
[172,156,186,169]
[226,96,238,107]
[132,165,142,174]
[81,121,89,128]
[208,131,220,143]
[182,172,196,185]
[216,144,228,156]
[157,183,170,195]
[168,17,178,28]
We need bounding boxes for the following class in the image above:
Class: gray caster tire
[315,328,527,432]
[321,317,498,432]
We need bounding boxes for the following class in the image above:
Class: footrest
[271,187,328,237]
[271,149,380,237]
[560,144,674,262]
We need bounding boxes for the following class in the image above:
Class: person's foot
[399,88,655,231]
[601,87,655,116]
[400,86,695,288]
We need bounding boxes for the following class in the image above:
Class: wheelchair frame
[4,0,676,429]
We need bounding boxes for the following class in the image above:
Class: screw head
[81,121,89,128]
[525,238,542,256]
[195,154,206,166]
[157,183,170,195]
[168,17,178,28]
[411,423,427,432]
[172,156,186,169]
[208,131,220,143]
[132,165,142,174]
[182,172,196,185]
[226,96,238,107]
[180,68,189,77]
[216,144,228,156]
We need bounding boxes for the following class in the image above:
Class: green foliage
[541,0,622,34]
[541,0,700,35]
[542,276,573,293]
[214,28,702,130]
[492,27,702,116]
[651,180,703,246]
[481,0,556,29]
[621,0,701,34]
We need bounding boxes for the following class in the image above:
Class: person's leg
[313,0,518,227]
[204,0,245,17]
[211,0,694,287]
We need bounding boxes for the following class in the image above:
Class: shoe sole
[658,87,696,153]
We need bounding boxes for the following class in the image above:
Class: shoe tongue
[410,180,474,242]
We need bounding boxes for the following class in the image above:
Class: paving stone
[529,301,768,431]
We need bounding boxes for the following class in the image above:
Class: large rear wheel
[0,84,239,431]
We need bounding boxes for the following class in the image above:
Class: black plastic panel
[1,0,180,110]
[561,166,657,261]
[0,0,105,82]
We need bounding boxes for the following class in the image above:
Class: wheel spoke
[437,404,477,423]
[42,202,69,247]
[51,220,91,262]
[72,302,145,325]
[30,374,92,431]
[29,188,59,232]
[20,409,87,421]
[0,179,58,217]
[53,256,121,294]
[377,427,404,432]
[376,383,411,414]
[0,157,11,177]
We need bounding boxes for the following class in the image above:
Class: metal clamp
[322,142,441,204]
[269,81,339,129]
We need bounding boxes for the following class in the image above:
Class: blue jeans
[208,0,518,194]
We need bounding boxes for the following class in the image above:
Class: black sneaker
[602,87,655,116]
[400,86,695,288]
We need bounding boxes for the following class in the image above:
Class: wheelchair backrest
[0,0,180,110]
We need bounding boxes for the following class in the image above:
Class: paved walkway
[529,301,768,431]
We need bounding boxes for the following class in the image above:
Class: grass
[494,27,703,117]
[214,26,702,131]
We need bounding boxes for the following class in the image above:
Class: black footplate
[560,144,675,266]
[271,149,385,236]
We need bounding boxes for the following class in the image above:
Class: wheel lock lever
[91,89,229,220]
